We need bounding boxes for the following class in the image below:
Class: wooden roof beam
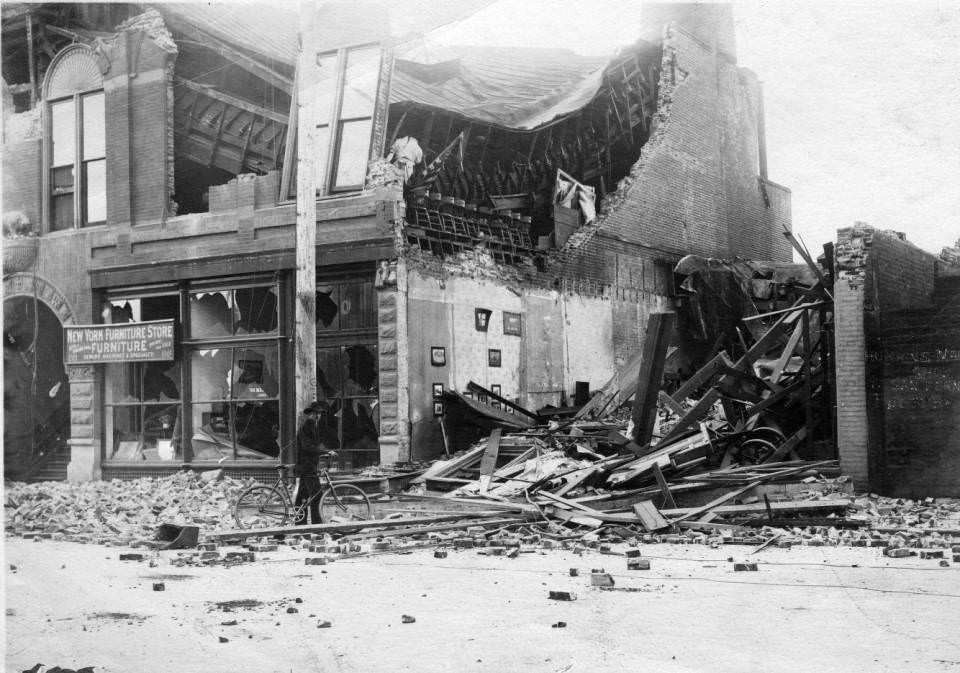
[175,77,288,125]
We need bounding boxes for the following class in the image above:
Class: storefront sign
[64,320,175,364]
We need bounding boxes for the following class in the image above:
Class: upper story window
[43,46,106,231]
[315,45,381,195]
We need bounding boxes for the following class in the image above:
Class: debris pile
[4,471,252,544]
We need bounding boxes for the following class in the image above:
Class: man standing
[294,401,332,525]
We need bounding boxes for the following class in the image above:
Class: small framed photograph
[433,400,444,417]
[488,349,501,367]
[432,382,444,398]
[490,384,502,396]
[430,346,446,367]
[503,311,522,336]
[475,308,492,332]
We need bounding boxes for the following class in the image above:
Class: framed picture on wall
[430,346,446,367]
[432,382,444,398]
[433,400,444,416]
[488,349,501,367]
[475,308,492,332]
[503,312,522,336]
[490,384,501,396]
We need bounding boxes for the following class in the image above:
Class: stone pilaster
[66,364,101,482]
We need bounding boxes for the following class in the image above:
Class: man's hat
[303,401,327,415]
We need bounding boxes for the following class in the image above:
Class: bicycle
[233,453,372,529]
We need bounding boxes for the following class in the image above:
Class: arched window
[43,46,106,231]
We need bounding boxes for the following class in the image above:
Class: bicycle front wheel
[318,484,372,523]
[233,485,290,529]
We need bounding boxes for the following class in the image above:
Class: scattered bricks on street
[219,636,229,643]
[952,545,960,554]
[286,607,298,614]
[548,591,576,601]
[954,555,960,563]
[153,583,165,591]
[200,551,220,561]
[198,543,217,552]
[590,568,605,574]
[628,559,651,570]
[590,573,615,587]
[372,541,391,551]
[453,539,474,549]
[777,540,793,549]
[506,547,520,558]
[305,557,328,566]
[317,620,332,628]
[249,544,278,553]
[433,550,448,559]
[552,621,567,628]
[940,560,951,567]
[869,539,888,547]
[920,550,944,559]
[569,568,579,577]
[401,615,416,624]
[625,549,642,558]
[118,553,144,561]
[221,620,238,626]
[734,563,758,572]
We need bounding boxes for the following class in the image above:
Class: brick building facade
[3,3,791,480]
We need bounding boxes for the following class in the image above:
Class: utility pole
[294,11,317,428]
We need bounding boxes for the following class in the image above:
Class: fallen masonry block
[506,548,520,559]
[153,583,165,591]
[952,545,960,554]
[777,541,793,549]
[219,636,229,643]
[119,553,145,561]
[569,568,579,577]
[625,549,642,558]
[628,559,651,570]
[940,560,951,567]
[453,539,474,549]
[591,568,605,574]
[433,550,448,559]
[401,614,416,624]
[224,552,255,563]
[954,555,960,563]
[221,620,238,626]
[305,557,328,566]
[249,544,278,553]
[548,591,577,601]
[317,620,332,628]
[869,539,888,547]
[733,563,758,572]
[198,543,217,552]
[199,551,220,561]
[286,607,298,614]
[591,573,615,587]
[155,524,199,550]
[552,621,567,628]
[885,548,913,558]
[920,550,944,559]
[371,541,391,551]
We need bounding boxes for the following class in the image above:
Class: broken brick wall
[554,19,791,282]
[835,224,958,496]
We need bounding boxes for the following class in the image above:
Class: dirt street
[5,537,960,673]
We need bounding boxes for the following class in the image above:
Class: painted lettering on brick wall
[64,320,175,364]
[867,348,960,364]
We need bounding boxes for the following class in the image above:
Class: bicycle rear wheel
[233,485,290,529]
[318,484,372,523]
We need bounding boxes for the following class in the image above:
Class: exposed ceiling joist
[175,77,288,125]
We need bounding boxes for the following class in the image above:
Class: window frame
[314,43,382,196]
[43,46,106,232]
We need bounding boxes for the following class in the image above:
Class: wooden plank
[209,512,517,540]
[551,465,601,497]
[656,388,721,446]
[575,349,646,420]
[661,498,852,519]
[631,312,677,445]
[175,78,288,124]
[676,520,753,534]
[342,517,525,541]
[547,507,603,528]
[467,381,539,420]
[632,501,669,531]
[670,350,730,403]
[536,491,639,523]
[417,444,486,481]
[667,480,764,525]
[478,429,502,494]
[608,425,711,486]
[650,462,677,509]
[658,390,686,416]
